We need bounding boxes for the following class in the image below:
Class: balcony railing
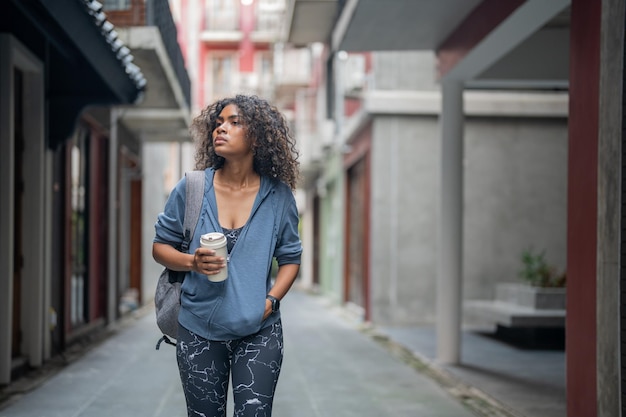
[205,9,239,31]
[256,11,281,32]
[146,0,191,108]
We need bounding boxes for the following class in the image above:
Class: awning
[5,0,147,147]
[40,0,146,103]
[329,0,569,89]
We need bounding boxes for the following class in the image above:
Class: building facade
[171,0,288,114]
[0,0,191,385]
[285,0,623,416]
[303,50,569,326]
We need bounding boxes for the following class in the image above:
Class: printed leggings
[176,320,284,417]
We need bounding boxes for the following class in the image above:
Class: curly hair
[191,94,300,190]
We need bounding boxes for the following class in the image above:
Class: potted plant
[496,248,566,310]
[465,247,566,342]
[518,248,566,288]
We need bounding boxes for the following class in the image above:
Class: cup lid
[201,232,226,243]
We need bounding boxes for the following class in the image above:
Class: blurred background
[0,1,622,416]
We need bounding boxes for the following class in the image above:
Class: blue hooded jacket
[154,168,302,341]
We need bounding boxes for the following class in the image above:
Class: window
[211,54,235,98]
[257,52,273,94]
[69,127,90,326]
[259,53,273,80]
[256,0,284,31]
[206,0,238,31]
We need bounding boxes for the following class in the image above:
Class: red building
[172,0,286,113]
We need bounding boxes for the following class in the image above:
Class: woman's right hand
[192,248,226,276]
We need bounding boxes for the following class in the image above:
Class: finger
[207,262,226,272]
[206,257,226,266]
[196,248,216,257]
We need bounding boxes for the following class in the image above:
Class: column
[436,79,464,364]
[596,0,623,414]
[108,109,120,325]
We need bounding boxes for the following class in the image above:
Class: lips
[213,135,227,145]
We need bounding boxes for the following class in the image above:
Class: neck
[215,162,258,189]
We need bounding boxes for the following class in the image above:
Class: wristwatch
[266,295,280,312]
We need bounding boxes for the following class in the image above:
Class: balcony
[273,46,312,105]
[202,0,285,44]
[251,1,285,43]
[106,0,192,142]
[295,97,334,188]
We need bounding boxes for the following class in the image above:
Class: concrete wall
[370,115,440,324]
[464,117,568,301]
[372,51,438,91]
[315,50,569,327]
[368,114,568,326]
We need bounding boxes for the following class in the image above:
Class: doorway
[0,34,46,384]
[344,155,371,319]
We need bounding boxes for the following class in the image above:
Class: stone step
[465,299,566,328]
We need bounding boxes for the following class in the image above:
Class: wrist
[266,295,280,312]
[188,253,196,272]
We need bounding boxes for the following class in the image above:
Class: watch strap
[266,295,280,312]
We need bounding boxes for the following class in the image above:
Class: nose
[216,122,226,133]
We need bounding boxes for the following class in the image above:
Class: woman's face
[212,104,252,159]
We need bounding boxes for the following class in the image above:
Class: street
[0,288,474,417]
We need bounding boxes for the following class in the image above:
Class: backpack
[154,170,205,349]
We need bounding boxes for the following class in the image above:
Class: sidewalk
[0,289,477,417]
[376,325,565,417]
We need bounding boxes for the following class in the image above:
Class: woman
[152,94,302,417]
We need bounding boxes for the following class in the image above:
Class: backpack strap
[167,170,205,285]
[180,170,205,253]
